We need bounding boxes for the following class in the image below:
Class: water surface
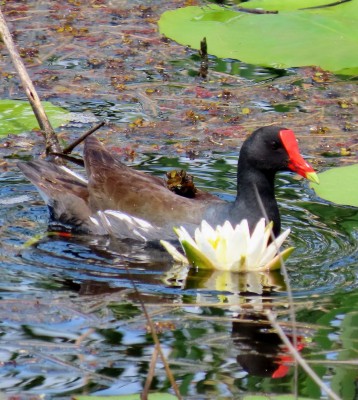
[0,153,357,399]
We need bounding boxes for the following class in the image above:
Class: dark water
[0,153,357,399]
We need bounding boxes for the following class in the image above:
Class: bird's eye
[271,140,281,150]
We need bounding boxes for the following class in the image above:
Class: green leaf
[158,1,358,74]
[180,239,217,270]
[73,394,177,400]
[0,99,70,136]
[263,246,295,271]
[310,164,358,207]
[160,239,189,264]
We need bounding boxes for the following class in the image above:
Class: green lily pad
[158,0,358,74]
[310,164,358,207]
[0,99,70,136]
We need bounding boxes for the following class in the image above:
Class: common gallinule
[18,126,318,241]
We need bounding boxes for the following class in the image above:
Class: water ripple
[1,156,357,300]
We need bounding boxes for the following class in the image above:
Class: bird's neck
[233,162,280,234]
[235,167,276,203]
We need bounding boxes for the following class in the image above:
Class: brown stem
[0,7,62,156]
[300,0,351,10]
[234,6,278,14]
[62,121,105,154]
[141,345,159,400]
[124,269,182,399]
[49,153,85,167]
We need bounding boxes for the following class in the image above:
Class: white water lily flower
[161,218,294,272]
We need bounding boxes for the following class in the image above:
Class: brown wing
[17,160,101,232]
[84,137,223,227]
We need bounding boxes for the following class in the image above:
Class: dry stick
[300,0,351,10]
[0,7,62,156]
[142,345,160,400]
[234,6,278,14]
[62,121,106,154]
[125,273,182,400]
[49,153,85,167]
[267,311,342,400]
[50,121,106,165]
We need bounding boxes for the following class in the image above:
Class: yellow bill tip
[306,171,319,184]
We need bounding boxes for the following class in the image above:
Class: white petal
[179,223,219,266]
[234,219,250,254]
[198,236,220,266]
[222,221,247,270]
[274,227,291,249]
[263,221,274,247]
[221,220,235,238]
[246,218,267,268]
[259,228,291,267]
[175,226,197,248]
[220,225,238,267]
[218,220,250,270]
[195,221,217,247]
[198,220,216,241]
[214,235,230,269]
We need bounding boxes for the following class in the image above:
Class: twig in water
[233,5,278,14]
[49,121,106,166]
[49,153,85,167]
[0,7,62,157]
[62,121,106,154]
[142,345,160,400]
[123,267,182,400]
[208,2,278,14]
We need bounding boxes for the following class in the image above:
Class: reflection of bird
[18,126,317,241]
[232,317,306,378]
